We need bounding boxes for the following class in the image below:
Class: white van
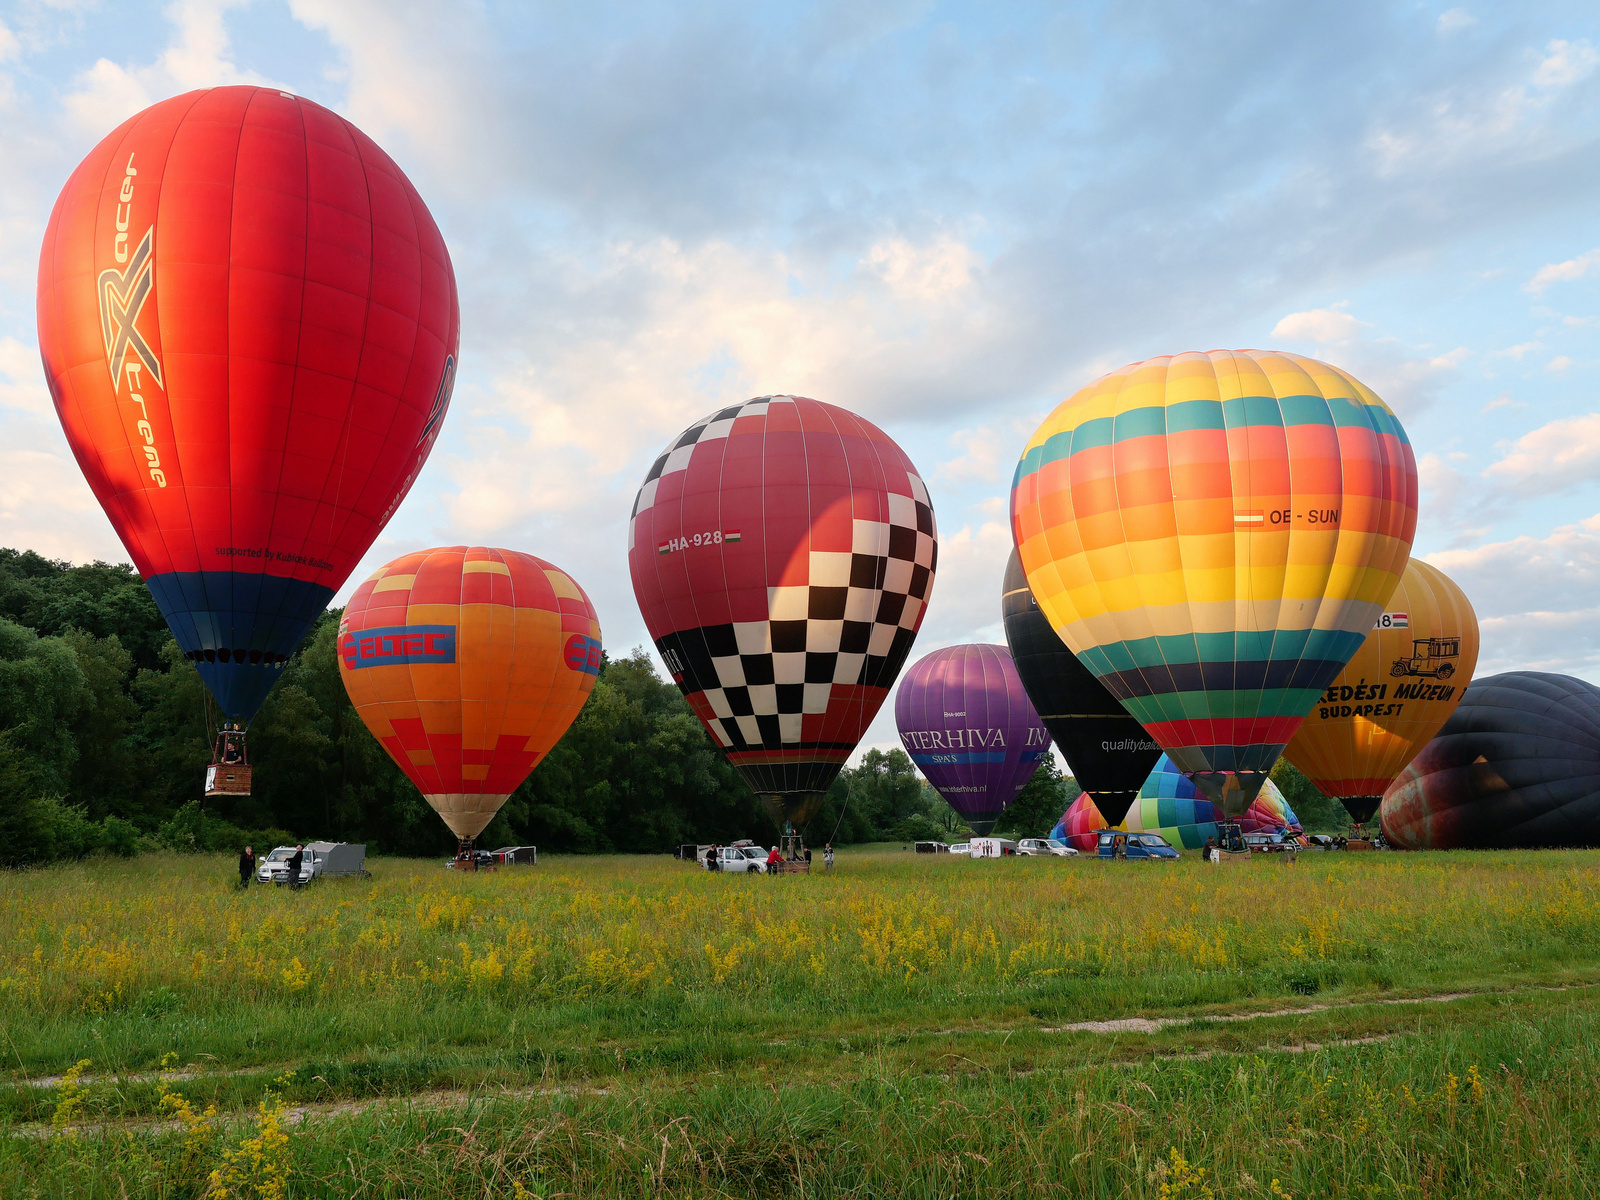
[968,837,1020,858]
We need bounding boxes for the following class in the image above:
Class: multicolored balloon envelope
[338,548,601,843]
[1381,672,1600,850]
[1001,548,1161,828]
[894,644,1051,836]
[1286,559,1478,825]
[1052,755,1302,851]
[628,395,936,828]
[1011,350,1417,816]
[38,86,460,720]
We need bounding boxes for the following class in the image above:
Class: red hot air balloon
[37,86,459,726]
[628,395,937,828]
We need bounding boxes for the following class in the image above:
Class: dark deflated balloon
[1380,672,1600,849]
[1000,549,1161,827]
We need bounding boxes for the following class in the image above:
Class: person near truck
[238,845,255,889]
[287,844,305,889]
[766,845,784,874]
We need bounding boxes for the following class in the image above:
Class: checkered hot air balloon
[1012,351,1417,817]
[628,396,937,828]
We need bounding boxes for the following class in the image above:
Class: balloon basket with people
[204,724,252,798]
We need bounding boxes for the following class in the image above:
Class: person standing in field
[824,844,834,871]
[766,844,784,875]
[287,845,305,890]
[803,845,812,868]
[238,845,255,889]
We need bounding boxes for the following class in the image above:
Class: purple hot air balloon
[895,644,1052,836]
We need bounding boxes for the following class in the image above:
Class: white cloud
[1268,306,1466,417]
[1480,391,1523,412]
[1481,412,1600,496]
[1526,248,1600,293]
[1493,341,1541,360]
[1436,9,1477,34]
[1271,306,1369,345]
[0,21,19,63]
[1547,355,1575,372]
[0,338,50,416]
[1533,38,1600,88]
[1426,515,1600,679]
[61,0,266,137]
[435,232,1003,540]
[865,236,977,304]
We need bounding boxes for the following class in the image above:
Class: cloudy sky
[2,0,1599,761]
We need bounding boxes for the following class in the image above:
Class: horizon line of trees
[0,548,1344,866]
[0,548,1103,867]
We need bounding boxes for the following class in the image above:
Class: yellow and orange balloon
[337,547,601,844]
[1285,559,1478,825]
[1011,350,1418,816]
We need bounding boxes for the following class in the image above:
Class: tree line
[0,549,1089,865]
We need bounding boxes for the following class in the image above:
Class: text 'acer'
[37,86,461,730]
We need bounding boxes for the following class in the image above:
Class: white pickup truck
[703,845,768,874]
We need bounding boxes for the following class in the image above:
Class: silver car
[1017,837,1079,858]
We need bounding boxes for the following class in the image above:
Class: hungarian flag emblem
[724,530,741,542]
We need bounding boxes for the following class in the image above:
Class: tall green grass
[3,850,1600,1197]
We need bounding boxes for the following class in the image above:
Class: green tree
[994,755,1082,838]
[1270,757,1349,833]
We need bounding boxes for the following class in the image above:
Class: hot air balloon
[1001,548,1161,827]
[38,86,460,789]
[1380,672,1600,850]
[894,644,1050,836]
[1285,560,1478,828]
[1051,754,1303,851]
[337,547,601,857]
[1011,350,1417,818]
[628,395,936,831]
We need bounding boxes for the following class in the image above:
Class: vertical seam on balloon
[1104,360,1175,767]
[321,135,428,577]
[138,91,210,653]
[1251,356,1288,778]
[312,108,378,591]
[1159,356,1206,783]
[78,116,148,580]
[1217,350,1255,788]
[265,91,316,671]
[495,547,514,814]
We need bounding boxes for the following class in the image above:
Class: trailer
[305,842,368,878]
[489,845,538,865]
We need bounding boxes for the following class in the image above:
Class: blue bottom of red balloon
[145,570,335,720]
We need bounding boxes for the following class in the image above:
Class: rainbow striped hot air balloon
[1012,350,1417,816]
[1052,755,1303,851]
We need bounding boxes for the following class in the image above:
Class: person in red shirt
[766,845,784,874]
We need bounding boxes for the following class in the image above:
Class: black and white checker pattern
[627,398,768,551]
[656,476,936,750]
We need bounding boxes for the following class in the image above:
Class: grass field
[3,847,1600,1198]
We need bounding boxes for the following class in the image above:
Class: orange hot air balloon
[1284,559,1478,827]
[337,547,602,852]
